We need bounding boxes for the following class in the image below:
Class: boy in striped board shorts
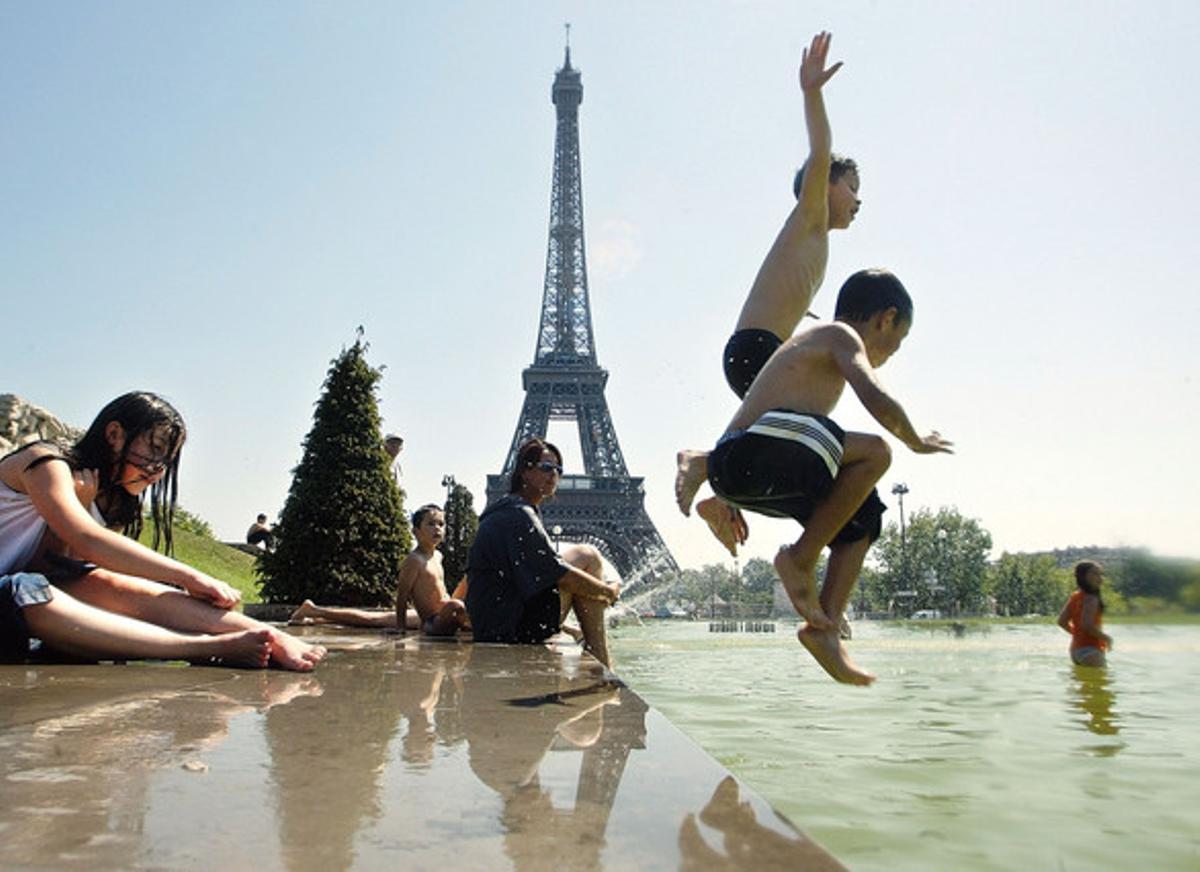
[707,269,952,684]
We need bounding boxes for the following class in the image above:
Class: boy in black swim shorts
[708,269,952,685]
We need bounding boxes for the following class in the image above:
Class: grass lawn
[136,527,262,604]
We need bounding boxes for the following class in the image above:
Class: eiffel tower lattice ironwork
[486,43,679,584]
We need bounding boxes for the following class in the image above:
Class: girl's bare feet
[773,546,831,629]
[202,629,272,669]
[267,628,327,672]
[798,625,875,686]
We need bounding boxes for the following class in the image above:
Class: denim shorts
[1,573,53,662]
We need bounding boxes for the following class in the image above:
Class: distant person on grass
[1057,560,1113,667]
[466,438,620,666]
[705,270,951,684]
[288,504,470,637]
[0,391,325,670]
[246,513,274,550]
[675,31,861,556]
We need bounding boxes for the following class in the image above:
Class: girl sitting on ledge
[0,392,325,670]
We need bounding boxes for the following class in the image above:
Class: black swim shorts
[722,329,783,399]
[707,410,886,545]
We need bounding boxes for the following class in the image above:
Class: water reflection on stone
[462,645,643,871]
[1,635,838,869]
[0,665,321,868]
[679,776,844,871]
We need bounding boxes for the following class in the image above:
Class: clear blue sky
[4,2,1198,573]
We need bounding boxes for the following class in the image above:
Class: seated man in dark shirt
[466,438,620,666]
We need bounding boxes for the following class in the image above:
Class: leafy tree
[872,506,992,615]
[741,557,778,597]
[257,336,410,605]
[146,506,213,540]
[987,553,1069,617]
[440,480,479,589]
[1112,551,1196,603]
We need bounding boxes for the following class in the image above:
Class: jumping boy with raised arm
[396,504,469,637]
[675,31,861,555]
[707,269,951,684]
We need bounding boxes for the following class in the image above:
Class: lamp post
[936,528,948,616]
[891,482,910,591]
[552,524,563,554]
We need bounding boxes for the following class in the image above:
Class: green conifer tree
[439,480,479,588]
[257,335,410,605]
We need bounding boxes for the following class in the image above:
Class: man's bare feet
[287,599,319,625]
[675,450,709,516]
[798,625,875,685]
[773,546,831,629]
[205,629,272,669]
[696,497,749,557]
[267,628,327,672]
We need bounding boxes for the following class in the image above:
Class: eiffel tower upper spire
[535,30,595,367]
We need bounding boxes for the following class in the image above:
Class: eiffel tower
[486,41,679,584]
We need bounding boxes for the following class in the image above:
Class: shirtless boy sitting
[396,504,469,637]
[707,269,951,684]
[675,31,861,556]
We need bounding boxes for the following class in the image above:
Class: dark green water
[611,620,1200,871]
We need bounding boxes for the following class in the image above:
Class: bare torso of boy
[727,322,850,431]
[397,549,451,623]
[734,209,829,339]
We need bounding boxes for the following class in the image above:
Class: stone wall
[0,394,83,457]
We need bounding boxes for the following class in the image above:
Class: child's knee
[864,435,891,472]
[564,544,603,575]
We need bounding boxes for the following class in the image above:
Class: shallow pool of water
[611,620,1200,871]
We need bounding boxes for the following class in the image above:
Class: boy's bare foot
[675,450,709,516]
[561,623,584,642]
[773,547,831,629]
[267,628,327,672]
[207,629,272,669]
[287,599,318,625]
[798,625,875,685]
[696,497,748,557]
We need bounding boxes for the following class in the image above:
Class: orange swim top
[1066,590,1107,651]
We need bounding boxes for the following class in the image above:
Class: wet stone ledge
[0,629,842,870]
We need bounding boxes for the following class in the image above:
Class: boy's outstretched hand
[799,31,843,92]
[910,431,955,455]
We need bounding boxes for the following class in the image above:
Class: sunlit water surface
[611,621,1200,871]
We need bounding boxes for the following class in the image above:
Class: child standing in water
[1057,560,1113,667]
[675,31,861,555]
[0,392,326,670]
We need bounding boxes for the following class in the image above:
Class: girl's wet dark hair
[1074,560,1105,613]
[508,437,563,495]
[411,503,443,529]
[833,268,913,325]
[69,392,186,553]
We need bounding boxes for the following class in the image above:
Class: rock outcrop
[0,394,83,457]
